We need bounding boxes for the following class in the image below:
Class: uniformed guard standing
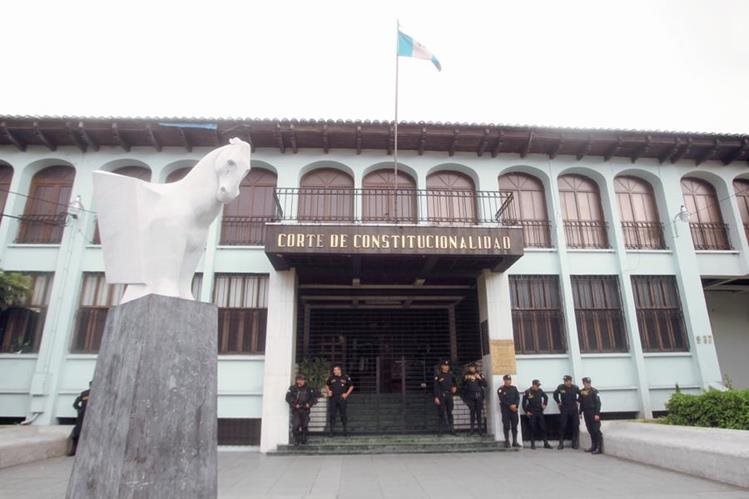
[497,374,521,448]
[433,360,457,435]
[579,376,603,454]
[553,374,580,449]
[285,374,319,446]
[326,364,354,436]
[460,363,487,435]
[68,382,91,456]
[521,379,552,449]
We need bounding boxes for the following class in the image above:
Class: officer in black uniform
[460,363,487,435]
[580,376,603,454]
[497,374,521,448]
[553,374,580,449]
[522,379,552,449]
[433,360,457,435]
[68,382,91,456]
[285,374,319,446]
[326,364,353,436]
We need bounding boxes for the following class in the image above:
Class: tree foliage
[0,271,32,310]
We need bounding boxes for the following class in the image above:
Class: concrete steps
[0,425,71,469]
[272,434,517,455]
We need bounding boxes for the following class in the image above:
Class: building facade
[0,117,747,452]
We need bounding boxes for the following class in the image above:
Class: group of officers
[286,361,603,454]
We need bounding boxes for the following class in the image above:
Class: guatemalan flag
[397,28,442,71]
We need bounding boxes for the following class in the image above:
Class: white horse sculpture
[93,138,252,304]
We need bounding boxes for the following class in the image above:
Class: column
[259,268,298,452]
[477,270,522,443]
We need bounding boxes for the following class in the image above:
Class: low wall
[0,425,71,469]
[581,421,749,488]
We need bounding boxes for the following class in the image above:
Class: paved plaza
[1,449,748,499]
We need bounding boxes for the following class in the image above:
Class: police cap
[502,374,512,381]
[582,377,591,384]
[563,375,572,381]
[532,379,541,386]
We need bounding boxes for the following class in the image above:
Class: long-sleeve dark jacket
[433,372,456,398]
[73,389,90,415]
[285,384,319,411]
[522,388,548,414]
[553,384,580,413]
[579,387,601,416]
[497,385,520,410]
[460,373,487,401]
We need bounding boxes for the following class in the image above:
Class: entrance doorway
[297,283,482,434]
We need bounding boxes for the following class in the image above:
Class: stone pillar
[478,270,522,444]
[66,294,218,499]
[259,268,298,452]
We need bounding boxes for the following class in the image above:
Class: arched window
[18,165,75,244]
[166,167,191,183]
[681,177,730,250]
[558,174,608,249]
[427,171,476,224]
[615,176,665,249]
[733,179,749,244]
[0,164,13,216]
[499,172,551,247]
[298,168,354,222]
[362,169,417,223]
[93,166,151,244]
[221,169,278,245]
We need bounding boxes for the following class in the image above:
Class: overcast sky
[3,0,748,133]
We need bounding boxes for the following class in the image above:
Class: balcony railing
[563,220,609,249]
[272,188,514,225]
[220,216,275,246]
[689,222,732,250]
[16,213,67,244]
[503,219,553,248]
[621,221,666,250]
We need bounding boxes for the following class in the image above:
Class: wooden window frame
[571,275,628,353]
[632,275,688,352]
[17,165,75,244]
[214,274,269,354]
[510,275,566,354]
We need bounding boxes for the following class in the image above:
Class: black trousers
[291,409,311,441]
[559,410,579,442]
[435,394,454,431]
[464,394,484,428]
[583,410,602,447]
[328,396,348,426]
[527,413,547,441]
[500,407,518,433]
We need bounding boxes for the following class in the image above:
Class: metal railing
[575,308,628,353]
[16,213,67,244]
[621,221,666,250]
[220,216,275,246]
[272,187,514,225]
[511,309,566,354]
[563,220,609,249]
[503,219,553,248]
[689,222,732,250]
[636,308,688,352]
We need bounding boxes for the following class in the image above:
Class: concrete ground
[0,449,747,499]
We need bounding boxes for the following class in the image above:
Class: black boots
[503,429,510,448]
[557,440,564,450]
[342,423,348,437]
[592,436,603,455]
[328,421,335,437]
[530,440,536,449]
[543,440,552,449]
[511,430,521,448]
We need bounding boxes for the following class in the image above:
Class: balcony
[16,213,67,244]
[621,221,666,250]
[689,222,732,250]
[272,187,514,225]
[563,220,609,249]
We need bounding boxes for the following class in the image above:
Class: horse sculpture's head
[215,137,252,203]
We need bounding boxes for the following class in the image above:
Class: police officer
[460,363,487,435]
[433,360,457,435]
[553,374,580,449]
[580,376,603,454]
[285,374,319,446]
[522,379,552,449]
[68,382,91,456]
[326,364,353,436]
[497,374,521,448]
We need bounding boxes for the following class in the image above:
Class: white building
[0,116,747,452]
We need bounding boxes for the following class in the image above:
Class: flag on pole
[397,29,442,71]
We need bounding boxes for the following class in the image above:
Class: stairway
[272,434,517,455]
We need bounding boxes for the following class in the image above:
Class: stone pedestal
[66,294,217,499]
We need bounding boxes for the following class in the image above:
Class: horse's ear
[229,137,241,145]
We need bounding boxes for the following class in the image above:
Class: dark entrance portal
[298,284,482,434]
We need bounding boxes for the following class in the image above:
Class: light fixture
[672,205,690,237]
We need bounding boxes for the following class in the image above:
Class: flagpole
[394,20,400,220]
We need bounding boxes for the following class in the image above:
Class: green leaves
[0,271,32,310]
[665,389,749,430]
[296,357,332,390]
